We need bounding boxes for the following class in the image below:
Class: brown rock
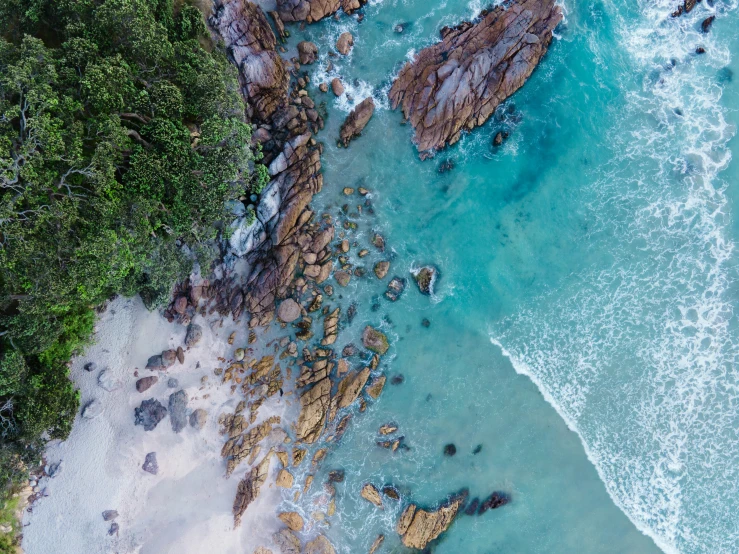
[276,468,294,488]
[379,423,398,435]
[304,535,336,554]
[388,0,562,157]
[336,32,354,55]
[362,326,389,355]
[366,376,386,399]
[337,367,371,409]
[369,534,384,554]
[373,261,390,279]
[278,298,302,322]
[278,511,305,531]
[334,271,351,287]
[176,346,185,364]
[277,0,340,23]
[331,78,345,96]
[233,449,272,526]
[322,307,340,345]
[296,377,331,443]
[319,82,329,93]
[136,376,158,393]
[298,41,319,64]
[339,97,375,147]
[396,492,467,549]
[272,528,301,554]
[361,483,383,508]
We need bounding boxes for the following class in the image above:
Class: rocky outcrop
[278,511,304,531]
[273,529,301,554]
[339,98,375,147]
[211,0,326,327]
[363,326,389,355]
[304,535,336,554]
[361,483,383,508]
[233,450,272,526]
[276,0,365,23]
[388,0,562,157]
[336,32,354,55]
[396,491,467,549]
[296,377,330,443]
[411,265,438,295]
[297,41,318,64]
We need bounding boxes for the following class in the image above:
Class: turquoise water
[277,0,739,552]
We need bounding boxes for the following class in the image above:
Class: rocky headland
[389,0,562,158]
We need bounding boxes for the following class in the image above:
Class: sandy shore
[22,294,294,554]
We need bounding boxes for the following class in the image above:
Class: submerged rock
[478,491,510,514]
[443,443,457,456]
[339,97,375,147]
[134,399,167,431]
[388,0,562,157]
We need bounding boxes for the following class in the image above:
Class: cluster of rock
[388,0,562,158]
[276,0,366,23]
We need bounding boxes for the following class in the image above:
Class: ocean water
[276,0,739,552]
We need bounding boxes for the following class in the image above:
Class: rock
[443,444,457,456]
[331,78,344,96]
[272,528,301,554]
[328,469,345,482]
[696,46,706,54]
[382,485,400,500]
[366,376,386,399]
[464,498,479,515]
[233,451,272,526]
[422,318,431,328]
[388,0,562,157]
[438,159,455,173]
[168,390,188,433]
[102,510,118,521]
[145,355,165,370]
[701,15,715,33]
[84,362,96,372]
[340,239,350,252]
[334,271,351,287]
[363,326,389,355]
[411,265,438,295]
[189,408,208,430]
[278,298,302,322]
[493,131,508,147]
[372,233,385,251]
[478,491,510,514]
[339,97,375,147]
[162,349,177,367]
[97,370,122,392]
[390,374,404,385]
[276,468,294,488]
[319,82,329,93]
[277,0,340,24]
[176,346,185,364]
[278,511,305,531]
[296,377,330,443]
[373,261,390,279]
[108,522,119,536]
[142,452,158,475]
[134,399,167,431]
[336,32,354,55]
[185,323,203,347]
[82,399,103,419]
[384,277,406,301]
[361,483,383,508]
[167,377,179,388]
[304,535,336,554]
[322,307,340,345]
[379,424,398,435]
[396,491,467,549]
[235,348,245,361]
[136,376,158,393]
[297,41,319,64]
[369,534,384,554]
[337,367,371,409]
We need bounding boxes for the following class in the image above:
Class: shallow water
[277,0,739,552]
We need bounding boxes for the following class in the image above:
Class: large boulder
[134,399,167,431]
[388,0,562,157]
[304,535,336,554]
[185,323,202,348]
[296,377,331,443]
[339,97,375,147]
[362,326,389,355]
[411,266,438,295]
[396,491,467,549]
[272,529,301,554]
[168,390,188,433]
[277,298,302,323]
[336,32,354,55]
[297,41,319,64]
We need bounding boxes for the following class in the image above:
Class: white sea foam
[491,1,739,553]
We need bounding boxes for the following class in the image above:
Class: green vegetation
[0,0,264,519]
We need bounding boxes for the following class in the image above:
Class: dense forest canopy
[0,0,264,503]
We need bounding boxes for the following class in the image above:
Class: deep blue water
[273,0,739,552]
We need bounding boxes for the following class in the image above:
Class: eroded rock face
[339,97,375,147]
[210,0,289,120]
[233,450,272,526]
[396,491,468,549]
[389,0,562,157]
